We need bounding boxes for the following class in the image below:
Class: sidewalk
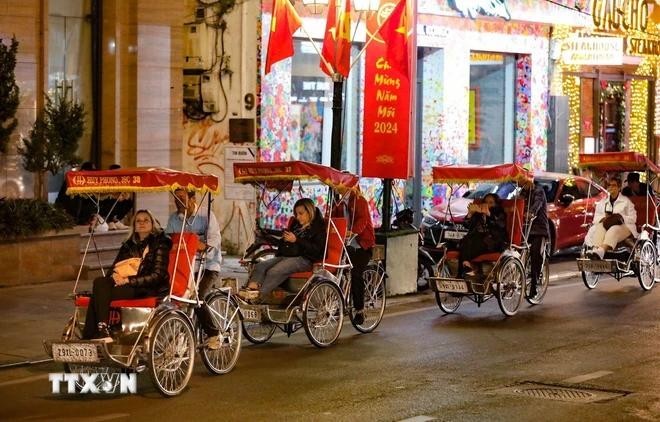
[0,257,581,369]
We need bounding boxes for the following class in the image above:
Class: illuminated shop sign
[561,35,623,65]
[626,37,660,56]
[592,0,648,32]
[449,0,511,21]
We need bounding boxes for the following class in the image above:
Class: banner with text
[362,0,411,179]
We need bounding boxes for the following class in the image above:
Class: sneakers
[107,220,129,231]
[107,222,117,230]
[206,335,221,350]
[238,288,260,301]
[353,310,365,325]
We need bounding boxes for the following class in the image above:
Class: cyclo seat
[75,232,199,309]
[444,199,524,263]
[610,195,657,252]
[278,217,348,293]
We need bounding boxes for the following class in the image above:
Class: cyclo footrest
[577,258,617,273]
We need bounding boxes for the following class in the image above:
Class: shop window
[468,51,516,165]
[289,39,361,171]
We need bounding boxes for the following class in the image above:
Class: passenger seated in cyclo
[459,193,507,277]
[585,175,638,260]
[622,172,653,197]
[239,198,327,303]
[82,209,172,341]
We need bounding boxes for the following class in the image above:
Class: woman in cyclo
[82,209,172,341]
[585,174,637,260]
[459,193,507,277]
[239,198,326,303]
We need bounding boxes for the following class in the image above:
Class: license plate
[444,231,466,240]
[241,309,261,322]
[579,260,613,273]
[52,343,98,363]
[436,279,469,293]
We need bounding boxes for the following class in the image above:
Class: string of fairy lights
[553,21,660,171]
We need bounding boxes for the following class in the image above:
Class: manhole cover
[491,382,627,403]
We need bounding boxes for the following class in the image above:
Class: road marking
[0,373,47,388]
[398,416,436,422]
[562,370,613,384]
[85,414,131,421]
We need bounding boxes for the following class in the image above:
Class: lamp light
[301,0,329,14]
[353,0,379,12]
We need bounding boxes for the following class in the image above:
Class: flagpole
[348,12,391,73]
[298,24,335,75]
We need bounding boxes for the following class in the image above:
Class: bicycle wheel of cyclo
[581,269,600,289]
[636,239,656,291]
[434,263,462,314]
[148,312,195,397]
[525,244,551,306]
[242,317,276,344]
[199,293,242,375]
[303,280,344,347]
[496,257,525,316]
[349,263,386,334]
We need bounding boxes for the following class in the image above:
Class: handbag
[602,213,624,230]
[113,246,149,278]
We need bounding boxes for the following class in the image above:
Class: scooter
[239,220,282,273]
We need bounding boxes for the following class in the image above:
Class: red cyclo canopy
[66,167,220,195]
[578,152,660,174]
[432,163,533,184]
[233,161,360,191]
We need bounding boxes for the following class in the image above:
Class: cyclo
[427,163,550,316]
[44,167,242,396]
[232,160,387,347]
[576,152,659,291]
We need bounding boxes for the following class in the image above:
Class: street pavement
[0,256,580,369]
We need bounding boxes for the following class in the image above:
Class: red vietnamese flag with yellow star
[320,0,351,77]
[378,0,409,77]
[265,0,302,74]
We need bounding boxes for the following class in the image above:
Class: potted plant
[0,36,19,154]
[18,92,85,200]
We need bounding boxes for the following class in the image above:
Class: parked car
[422,172,607,255]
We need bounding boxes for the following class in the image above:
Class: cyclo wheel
[242,319,276,344]
[581,269,600,289]
[525,242,550,305]
[496,257,525,316]
[636,239,656,291]
[148,311,195,397]
[200,293,242,375]
[303,280,344,348]
[434,263,462,314]
[349,263,386,334]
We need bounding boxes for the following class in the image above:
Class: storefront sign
[626,36,660,56]
[560,36,623,65]
[592,0,648,32]
[362,0,411,179]
[449,0,511,21]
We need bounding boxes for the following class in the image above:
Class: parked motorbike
[239,221,282,273]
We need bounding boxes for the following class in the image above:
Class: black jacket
[526,184,550,238]
[276,212,327,262]
[113,230,172,295]
[464,205,507,252]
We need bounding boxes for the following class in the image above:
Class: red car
[424,172,607,255]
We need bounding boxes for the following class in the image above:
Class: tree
[0,37,19,154]
[19,93,85,199]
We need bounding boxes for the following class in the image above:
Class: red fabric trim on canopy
[233,161,360,191]
[578,152,660,174]
[66,167,220,195]
[432,164,533,184]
